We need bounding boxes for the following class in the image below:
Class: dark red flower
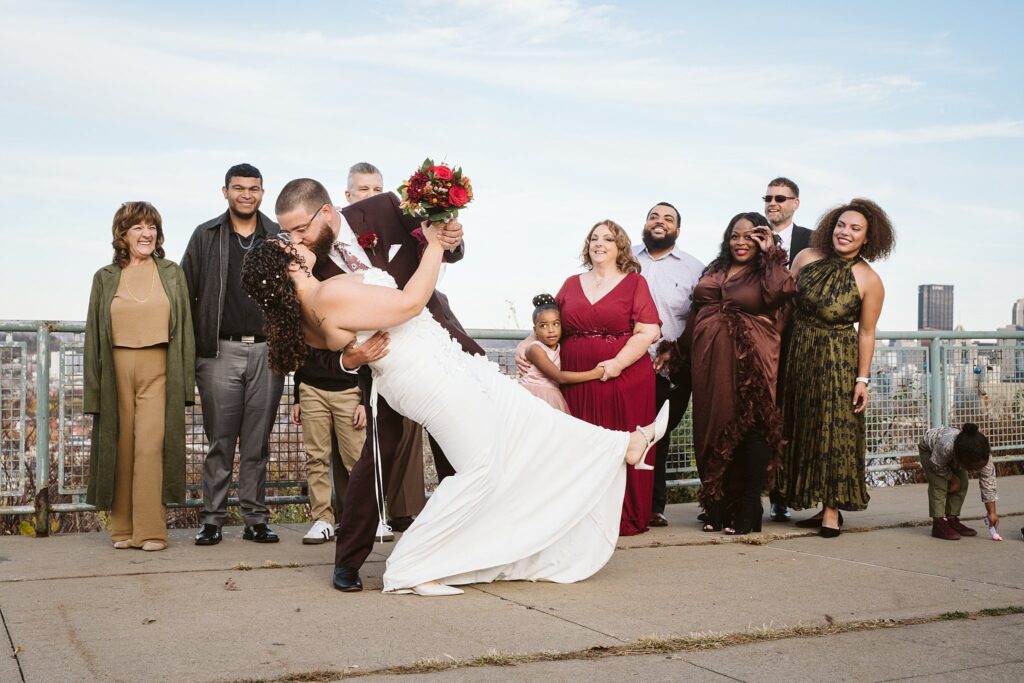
[357,231,379,250]
[430,165,454,181]
[448,185,469,207]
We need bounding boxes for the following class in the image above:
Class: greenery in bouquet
[398,158,473,223]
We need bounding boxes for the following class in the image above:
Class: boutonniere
[357,231,380,252]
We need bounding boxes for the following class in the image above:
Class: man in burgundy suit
[275,178,483,592]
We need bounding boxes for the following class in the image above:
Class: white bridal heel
[632,401,670,470]
[411,582,465,597]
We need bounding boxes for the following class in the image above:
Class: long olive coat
[84,257,195,509]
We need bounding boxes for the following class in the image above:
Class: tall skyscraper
[918,284,954,330]
[1013,298,1024,327]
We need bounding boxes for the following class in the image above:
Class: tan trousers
[111,346,167,546]
[299,385,366,525]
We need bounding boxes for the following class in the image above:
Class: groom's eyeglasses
[286,203,329,237]
[763,195,797,204]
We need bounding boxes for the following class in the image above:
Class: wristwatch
[855,376,870,386]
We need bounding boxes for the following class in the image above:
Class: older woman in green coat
[84,202,195,551]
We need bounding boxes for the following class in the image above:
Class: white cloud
[847,120,1024,145]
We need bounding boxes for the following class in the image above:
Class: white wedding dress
[356,269,631,592]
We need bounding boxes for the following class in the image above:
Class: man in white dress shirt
[632,202,704,527]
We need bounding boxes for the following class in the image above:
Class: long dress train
[357,269,631,592]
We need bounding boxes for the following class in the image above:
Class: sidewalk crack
[469,586,627,643]
[762,545,1024,591]
[877,657,1024,681]
[0,605,27,683]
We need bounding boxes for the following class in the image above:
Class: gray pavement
[1,478,1022,682]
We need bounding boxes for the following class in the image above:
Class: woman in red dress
[556,220,661,536]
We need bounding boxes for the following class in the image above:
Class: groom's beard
[310,226,335,258]
[642,229,677,252]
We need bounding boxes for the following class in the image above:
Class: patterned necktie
[334,241,369,272]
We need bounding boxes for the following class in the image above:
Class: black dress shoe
[819,525,841,538]
[242,523,279,543]
[769,503,791,522]
[388,516,414,533]
[194,524,222,546]
[333,566,363,592]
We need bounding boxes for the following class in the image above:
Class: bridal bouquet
[398,158,474,223]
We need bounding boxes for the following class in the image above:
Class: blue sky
[1,0,1021,330]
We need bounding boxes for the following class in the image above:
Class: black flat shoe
[333,566,363,592]
[194,524,222,546]
[769,502,791,522]
[795,511,844,528]
[243,523,279,543]
[819,526,841,538]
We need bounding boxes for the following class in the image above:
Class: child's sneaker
[931,517,960,540]
[946,516,977,536]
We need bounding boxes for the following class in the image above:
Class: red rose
[429,165,454,181]
[448,185,469,207]
[357,231,379,250]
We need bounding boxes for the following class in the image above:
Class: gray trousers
[195,341,284,526]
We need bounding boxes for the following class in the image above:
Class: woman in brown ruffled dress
[683,212,797,534]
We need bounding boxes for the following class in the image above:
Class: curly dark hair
[240,237,309,374]
[531,293,559,324]
[704,212,772,275]
[111,201,165,267]
[581,220,641,274]
[810,198,896,262]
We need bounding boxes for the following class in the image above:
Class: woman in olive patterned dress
[779,199,895,537]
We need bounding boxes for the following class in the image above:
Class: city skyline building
[1012,298,1024,328]
[918,284,954,330]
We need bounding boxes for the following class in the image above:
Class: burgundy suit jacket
[311,192,483,357]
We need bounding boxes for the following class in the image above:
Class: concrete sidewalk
[1,479,1022,682]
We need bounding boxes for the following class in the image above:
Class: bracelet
[855,376,870,386]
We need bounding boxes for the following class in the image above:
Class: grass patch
[224,605,1023,682]
[979,606,1024,616]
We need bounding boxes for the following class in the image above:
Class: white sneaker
[302,520,335,545]
[375,520,395,542]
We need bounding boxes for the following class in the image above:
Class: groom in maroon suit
[275,178,483,592]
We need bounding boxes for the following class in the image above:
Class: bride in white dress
[241,227,667,596]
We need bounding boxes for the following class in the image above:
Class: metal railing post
[928,336,943,429]
[34,322,51,536]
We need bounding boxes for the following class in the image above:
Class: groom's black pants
[334,392,456,570]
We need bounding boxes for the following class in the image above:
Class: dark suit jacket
[311,191,484,358]
[788,224,812,265]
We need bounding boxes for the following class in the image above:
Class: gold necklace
[121,263,157,303]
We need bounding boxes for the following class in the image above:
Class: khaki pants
[111,346,167,546]
[299,385,366,525]
[918,447,969,518]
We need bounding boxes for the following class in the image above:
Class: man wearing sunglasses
[181,163,285,546]
[763,177,811,266]
[762,176,811,523]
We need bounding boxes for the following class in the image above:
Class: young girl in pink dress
[515,294,604,412]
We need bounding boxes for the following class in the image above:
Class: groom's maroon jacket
[311,191,483,357]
